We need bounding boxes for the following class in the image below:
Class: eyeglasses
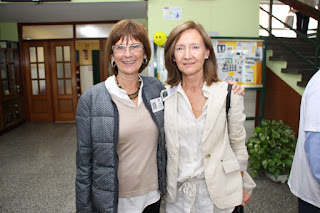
[112,43,144,53]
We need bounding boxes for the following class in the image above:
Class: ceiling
[0,1,148,23]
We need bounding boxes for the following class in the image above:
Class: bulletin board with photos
[212,38,264,87]
[153,37,266,123]
[154,38,265,88]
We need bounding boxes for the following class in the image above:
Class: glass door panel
[65,79,72,94]
[32,80,39,95]
[58,80,65,95]
[9,64,16,94]
[29,47,46,96]
[65,63,71,78]
[0,49,6,63]
[29,47,36,62]
[37,47,44,62]
[1,65,7,79]
[57,63,64,78]
[55,46,72,96]
[38,64,45,78]
[7,50,13,63]
[64,46,70,61]
[56,46,63,62]
[1,58,10,96]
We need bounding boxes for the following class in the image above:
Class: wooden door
[23,40,77,122]
[50,41,77,121]
[23,41,53,121]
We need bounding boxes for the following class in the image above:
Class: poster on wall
[212,39,263,85]
[163,7,182,20]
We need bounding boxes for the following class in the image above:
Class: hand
[242,188,251,206]
[227,80,245,96]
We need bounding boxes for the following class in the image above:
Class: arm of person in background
[227,80,245,96]
[304,131,320,183]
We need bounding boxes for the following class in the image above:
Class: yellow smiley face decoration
[153,32,167,46]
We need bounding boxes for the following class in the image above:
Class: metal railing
[260,0,320,73]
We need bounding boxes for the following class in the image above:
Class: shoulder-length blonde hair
[164,20,219,86]
[106,19,151,75]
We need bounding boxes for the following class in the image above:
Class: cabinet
[0,41,25,134]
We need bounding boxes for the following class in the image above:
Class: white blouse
[176,82,209,182]
[172,82,234,213]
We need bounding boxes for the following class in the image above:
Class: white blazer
[164,81,248,209]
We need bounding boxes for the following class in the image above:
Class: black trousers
[142,199,161,213]
[142,200,243,213]
[232,205,244,213]
[296,12,310,35]
[298,198,320,213]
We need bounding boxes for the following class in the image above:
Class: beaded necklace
[115,76,141,100]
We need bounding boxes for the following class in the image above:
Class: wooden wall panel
[263,68,302,136]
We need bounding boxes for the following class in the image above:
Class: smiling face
[153,31,167,46]
[173,29,210,78]
[111,37,146,76]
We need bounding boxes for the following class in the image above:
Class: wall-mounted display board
[153,38,264,88]
[153,37,267,125]
[212,39,264,86]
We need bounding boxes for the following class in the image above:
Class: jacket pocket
[221,157,240,173]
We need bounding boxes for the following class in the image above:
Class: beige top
[112,95,159,198]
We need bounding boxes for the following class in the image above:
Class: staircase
[267,37,319,87]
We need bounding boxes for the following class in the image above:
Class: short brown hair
[106,19,151,75]
[164,20,219,86]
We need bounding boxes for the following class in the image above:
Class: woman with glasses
[75,19,166,213]
[163,21,254,213]
[75,19,243,213]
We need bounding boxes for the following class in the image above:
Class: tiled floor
[0,122,298,213]
[0,122,76,212]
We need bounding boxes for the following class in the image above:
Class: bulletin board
[212,39,264,86]
[153,38,265,87]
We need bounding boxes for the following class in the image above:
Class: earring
[111,61,116,67]
[205,56,209,59]
[143,58,147,64]
[173,58,176,62]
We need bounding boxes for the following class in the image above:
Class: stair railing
[260,0,320,75]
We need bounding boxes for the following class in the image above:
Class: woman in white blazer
[163,21,254,213]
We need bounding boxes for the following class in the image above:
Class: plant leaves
[247,119,297,178]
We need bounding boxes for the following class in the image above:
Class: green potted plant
[246,119,297,182]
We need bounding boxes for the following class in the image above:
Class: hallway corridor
[0,122,298,212]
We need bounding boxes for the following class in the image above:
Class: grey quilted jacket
[75,76,167,213]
